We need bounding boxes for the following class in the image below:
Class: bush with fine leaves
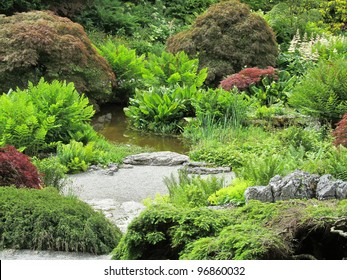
[0,145,41,189]
[0,10,115,104]
[166,0,278,86]
[0,186,121,254]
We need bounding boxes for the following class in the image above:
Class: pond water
[92,104,189,154]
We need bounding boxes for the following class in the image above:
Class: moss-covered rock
[166,0,278,86]
[0,187,121,254]
[112,200,347,260]
[0,11,116,105]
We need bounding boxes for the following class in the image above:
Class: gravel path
[1,163,235,260]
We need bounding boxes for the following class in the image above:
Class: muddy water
[92,104,189,154]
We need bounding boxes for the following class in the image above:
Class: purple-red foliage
[219,67,277,91]
[333,113,347,147]
[0,145,41,189]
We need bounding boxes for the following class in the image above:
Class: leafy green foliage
[76,0,138,35]
[0,0,90,17]
[319,0,347,32]
[163,169,225,208]
[97,41,145,103]
[289,58,347,124]
[0,186,121,254]
[0,79,95,155]
[166,0,278,86]
[142,51,208,89]
[0,145,41,189]
[113,199,347,260]
[112,204,233,260]
[57,137,148,173]
[208,178,252,206]
[0,10,116,104]
[125,86,199,134]
[192,88,252,127]
[124,51,208,133]
[32,156,67,191]
[264,1,326,48]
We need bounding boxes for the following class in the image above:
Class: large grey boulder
[270,170,318,201]
[244,170,347,203]
[123,151,189,166]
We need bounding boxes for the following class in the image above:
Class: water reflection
[92,104,189,154]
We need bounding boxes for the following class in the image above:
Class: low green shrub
[164,169,225,208]
[32,156,68,191]
[57,138,148,173]
[113,199,347,260]
[181,221,287,260]
[0,187,121,254]
[112,204,233,260]
[208,178,252,206]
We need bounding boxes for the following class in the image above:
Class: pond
[92,104,189,154]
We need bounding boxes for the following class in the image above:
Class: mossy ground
[112,199,347,260]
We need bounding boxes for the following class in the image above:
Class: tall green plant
[289,58,347,124]
[125,86,199,133]
[142,51,207,88]
[0,79,95,155]
[97,41,146,102]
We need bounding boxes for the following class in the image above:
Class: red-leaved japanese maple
[219,67,277,91]
[0,145,41,189]
[333,113,347,147]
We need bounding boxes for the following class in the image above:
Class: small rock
[119,164,134,169]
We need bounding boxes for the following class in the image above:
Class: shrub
[319,0,347,32]
[289,58,347,124]
[264,1,325,48]
[0,79,95,155]
[114,199,347,260]
[32,156,68,191]
[164,169,225,208]
[0,187,121,254]
[124,86,199,134]
[166,0,278,86]
[112,204,233,260]
[142,51,208,89]
[192,87,252,127]
[220,67,277,92]
[0,11,116,104]
[333,113,347,147]
[208,178,252,206]
[75,0,138,35]
[0,145,41,189]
